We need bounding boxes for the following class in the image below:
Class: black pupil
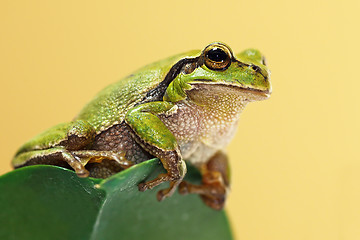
[207,48,228,62]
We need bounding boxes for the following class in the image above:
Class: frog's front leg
[178,151,230,210]
[125,101,187,201]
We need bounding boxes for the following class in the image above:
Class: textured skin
[12,43,271,209]
[12,51,202,177]
[92,123,153,164]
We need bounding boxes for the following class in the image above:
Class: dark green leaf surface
[0,159,233,240]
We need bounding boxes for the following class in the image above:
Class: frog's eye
[203,43,232,71]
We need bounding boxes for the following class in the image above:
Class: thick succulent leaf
[0,159,233,240]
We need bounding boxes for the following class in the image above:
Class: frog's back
[76,51,199,133]
[75,68,163,133]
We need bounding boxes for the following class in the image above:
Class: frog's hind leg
[13,147,90,177]
[178,151,230,210]
[13,120,97,177]
[70,150,134,178]
[71,150,133,168]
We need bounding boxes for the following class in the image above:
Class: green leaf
[0,159,233,240]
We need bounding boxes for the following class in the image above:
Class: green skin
[12,42,271,210]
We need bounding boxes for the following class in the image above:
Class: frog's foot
[138,173,170,191]
[157,180,183,201]
[178,174,227,210]
[13,147,90,177]
[178,151,230,210]
[138,173,183,201]
[56,148,90,177]
[71,150,133,170]
[138,159,187,201]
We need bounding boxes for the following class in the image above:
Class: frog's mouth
[189,81,271,100]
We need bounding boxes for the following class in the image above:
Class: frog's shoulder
[75,50,200,133]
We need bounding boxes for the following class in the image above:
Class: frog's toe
[200,195,225,210]
[156,190,166,201]
[75,168,90,178]
[156,188,172,201]
[178,181,190,195]
[138,182,149,192]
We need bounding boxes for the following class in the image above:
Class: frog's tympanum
[12,42,271,210]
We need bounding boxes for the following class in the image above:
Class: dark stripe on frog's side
[139,57,199,104]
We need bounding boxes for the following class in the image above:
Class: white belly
[160,100,242,165]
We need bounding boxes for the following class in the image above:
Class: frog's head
[164,42,271,103]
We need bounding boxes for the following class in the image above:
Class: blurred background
[1,0,359,239]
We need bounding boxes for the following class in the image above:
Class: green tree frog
[12,42,271,210]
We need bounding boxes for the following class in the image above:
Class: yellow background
[1,0,359,239]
